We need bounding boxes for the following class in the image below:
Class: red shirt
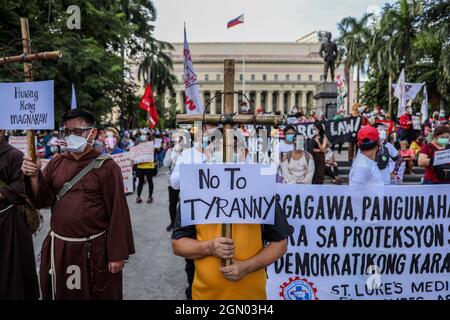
[420,143,445,183]
[399,114,412,130]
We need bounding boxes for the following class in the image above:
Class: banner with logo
[296,117,362,145]
[266,184,450,300]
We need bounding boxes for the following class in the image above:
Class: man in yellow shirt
[171,126,292,299]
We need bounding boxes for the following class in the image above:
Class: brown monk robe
[0,137,40,299]
[24,148,135,300]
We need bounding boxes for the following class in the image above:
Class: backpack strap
[56,153,111,202]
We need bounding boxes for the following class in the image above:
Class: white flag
[183,25,204,115]
[392,82,424,101]
[421,85,428,124]
[71,83,77,110]
[394,69,406,118]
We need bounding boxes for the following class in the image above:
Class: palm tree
[337,13,373,105]
[137,39,177,95]
[372,0,422,117]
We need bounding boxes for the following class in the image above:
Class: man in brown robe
[0,130,40,300]
[22,109,135,300]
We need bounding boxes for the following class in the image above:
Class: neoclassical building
[136,33,345,115]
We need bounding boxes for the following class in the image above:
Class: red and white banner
[183,25,204,115]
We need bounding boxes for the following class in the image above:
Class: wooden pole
[0,51,62,64]
[222,59,235,267]
[20,18,36,162]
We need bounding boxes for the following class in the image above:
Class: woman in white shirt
[280,147,315,184]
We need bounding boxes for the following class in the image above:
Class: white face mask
[64,129,93,153]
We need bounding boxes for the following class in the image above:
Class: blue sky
[153,0,396,43]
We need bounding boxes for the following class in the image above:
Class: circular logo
[279,276,318,300]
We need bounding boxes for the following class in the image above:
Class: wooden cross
[176,59,283,266]
[0,18,62,162]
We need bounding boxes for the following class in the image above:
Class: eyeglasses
[59,127,93,137]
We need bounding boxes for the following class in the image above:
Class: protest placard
[433,149,450,167]
[296,117,362,145]
[267,184,450,300]
[154,138,162,149]
[130,141,154,164]
[8,136,31,155]
[111,152,133,193]
[179,164,276,226]
[412,116,422,130]
[0,80,54,130]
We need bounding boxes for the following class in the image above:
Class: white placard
[433,149,450,167]
[112,152,134,193]
[8,136,29,155]
[179,164,276,226]
[267,184,450,300]
[0,80,54,130]
[130,141,154,164]
[412,116,421,130]
[154,138,162,149]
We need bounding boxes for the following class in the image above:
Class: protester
[349,126,384,186]
[279,125,296,154]
[418,126,450,184]
[104,127,124,155]
[308,121,329,184]
[0,130,40,300]
[280,138,315,184]
[398,107,414,143]
[325,147,342,185]
[374,123,403,185]
[163,133,184,232]
[21,108,135,300]
[399,140,415,174]
[171,125,292,300]
[136,132,157,204]
[410,135,424,159]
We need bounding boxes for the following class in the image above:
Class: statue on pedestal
[319,32,338,82]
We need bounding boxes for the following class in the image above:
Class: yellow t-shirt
[137,162,155,169]
[192,224,266,300]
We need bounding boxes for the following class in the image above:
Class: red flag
[139,84,159,129]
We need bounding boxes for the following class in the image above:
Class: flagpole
[242,17,246,101]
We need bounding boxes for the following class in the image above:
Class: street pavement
[33,170,187,300]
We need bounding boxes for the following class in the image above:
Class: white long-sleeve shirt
[170,147,206,190]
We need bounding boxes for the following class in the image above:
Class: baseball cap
[357,126,379,145]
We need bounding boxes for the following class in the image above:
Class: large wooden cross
[0,18,62,162]
[177,59,283,266]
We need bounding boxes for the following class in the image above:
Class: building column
[200,91,205,107]
[234,91,239,113]
[302,91,308,111]
[278,91,285,113]
[256,91,262,108]
[210,91,217,115]
[290,91,296,108]
[176,90,183,112]
[267,91,273,113]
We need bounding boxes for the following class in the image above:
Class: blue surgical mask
[286,134,295,143]
[202,136,209,148]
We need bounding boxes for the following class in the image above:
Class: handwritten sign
[0,80,54,130]
[179,164,276,226]
[154,138,162,149]
[130,141,154,164]
[9,136,30,155]
[111,152,134,193]
[433,149,450,167]
[412,116,421,130]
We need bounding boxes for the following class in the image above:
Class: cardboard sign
[179,164,276,226]
[433,149,450,167]
[0,80,54,130]
[111,152,134,193]
[130,141,154,164]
